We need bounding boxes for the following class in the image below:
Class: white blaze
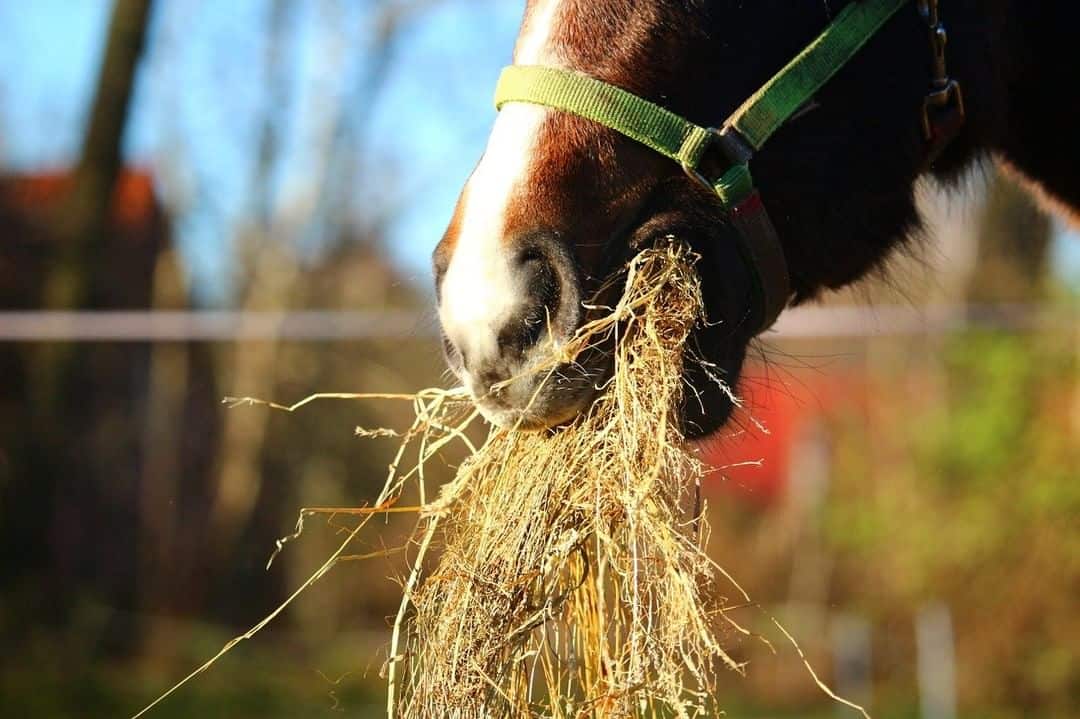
[439,0,564,377]
[438,105,546,368]
[517,0,563,65]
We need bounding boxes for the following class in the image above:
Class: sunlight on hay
[133,241,869,719]
[394,242,738,718]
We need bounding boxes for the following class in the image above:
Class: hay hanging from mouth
[394,241,744,718]
[134,240,871,719]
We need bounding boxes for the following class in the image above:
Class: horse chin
[468,350,743,439]
[472,377,597,432]
[476,398,585,432]
[463,349,607,431]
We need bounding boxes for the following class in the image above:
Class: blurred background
[0,1,1075,717]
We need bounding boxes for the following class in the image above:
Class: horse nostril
[515,245,547,270]
[523,246,561,313]
[437,230,580,402]
[498,244,562,355]
[520,305,548,348]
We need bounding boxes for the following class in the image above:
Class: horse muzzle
[435,230,599,430]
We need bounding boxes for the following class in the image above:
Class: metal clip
[921,79,965,163]
[917,0,939,28]
[680,126,754,192]
[917,0,965,163]
[929,23,949,88]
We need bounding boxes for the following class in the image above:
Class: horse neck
[945,1,1080,212]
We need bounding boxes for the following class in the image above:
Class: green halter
[494,0,911,332]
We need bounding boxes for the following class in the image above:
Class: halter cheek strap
[495,64,796,331]
[493,0,934,334]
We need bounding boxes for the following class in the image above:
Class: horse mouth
[439,226,638,431]
[458,341,611,431]
[473,388,591,431]
[439,188,677,431]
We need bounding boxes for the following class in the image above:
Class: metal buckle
[918,0,965,163]
[921,79,965,162]
[680,126,754,193]
[681,145,719,193]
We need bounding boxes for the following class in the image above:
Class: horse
[432,0,1078,438]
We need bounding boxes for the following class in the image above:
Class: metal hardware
[916,0,939,28]
[917,0,965,159]
[681,126,754,192]
[715,125,756,165]
[681,159,716,193]
[921,79,965,137]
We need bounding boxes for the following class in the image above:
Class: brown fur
[437,0,1080,436]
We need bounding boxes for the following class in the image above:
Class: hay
[134,240,869,719]
[391,241,743,717]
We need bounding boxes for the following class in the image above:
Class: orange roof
[0,168,158,230]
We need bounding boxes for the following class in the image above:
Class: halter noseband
[494,0,964,333]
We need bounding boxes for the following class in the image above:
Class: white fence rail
[0,304,1072,341]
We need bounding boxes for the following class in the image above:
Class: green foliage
[821,329,1079,714]
[1,624,385,719]
[826,329,1078,563]
[922,332,1076,496]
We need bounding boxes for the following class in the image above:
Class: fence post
[916,601,957,719]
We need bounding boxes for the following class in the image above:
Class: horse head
[433,0,977,436]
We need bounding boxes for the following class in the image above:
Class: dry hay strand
[134,241,870,719]
[395,241,743,718]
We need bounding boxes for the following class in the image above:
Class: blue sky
[0,0,521,303]
[0,0,1076,303]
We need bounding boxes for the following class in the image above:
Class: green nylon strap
[494,0,909,168]
[496,61,756,208]
[729,0,908,149]
[492,0,910,331]
[714,164,754,208]
[495,65,714,170]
